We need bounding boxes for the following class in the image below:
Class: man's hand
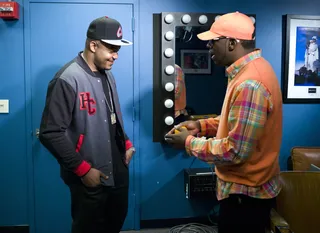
[81,168,108,187]
[167,120,201,136]
[165,127,191,149]
[125,147,135,165]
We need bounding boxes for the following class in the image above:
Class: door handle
[35,128,40,138]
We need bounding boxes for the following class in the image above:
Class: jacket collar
[76,52,107,78]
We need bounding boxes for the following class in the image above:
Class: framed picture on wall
[180,49,211,74]
[282,14,320,103]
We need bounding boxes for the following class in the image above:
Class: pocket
[82,183,103,194]
[75,134,85,152]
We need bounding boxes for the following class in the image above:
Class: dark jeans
[218,194,275,233]
[69,184,128,233]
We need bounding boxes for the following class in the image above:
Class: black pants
[69,184,128,233]
[218,194,275,233]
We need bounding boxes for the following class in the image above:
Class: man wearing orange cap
[165,12,282,233]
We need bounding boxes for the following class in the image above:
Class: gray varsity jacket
[39,53,133,186]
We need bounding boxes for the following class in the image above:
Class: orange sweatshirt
[186,50,283,198]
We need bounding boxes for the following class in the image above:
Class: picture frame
[282,14,320,103]
[180,49,211,74]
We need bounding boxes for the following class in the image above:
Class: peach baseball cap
[197,12,255,41]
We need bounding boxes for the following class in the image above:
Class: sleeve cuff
[74,161,91,177]
[125,140,133,151]
[185,135,195,155]
[198,120,207,137]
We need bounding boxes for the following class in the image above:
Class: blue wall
[0,0,29,226]
[1,0,320,228]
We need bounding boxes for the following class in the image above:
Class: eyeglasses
[207,37,240,47]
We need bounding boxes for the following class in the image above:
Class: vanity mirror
[153,12,256,142]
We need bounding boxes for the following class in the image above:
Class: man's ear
[228,39,237,51]
[89,40,98,53]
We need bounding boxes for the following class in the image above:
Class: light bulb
[165,65,174,75]
[164,48,174,58]
[165,82,174,92]
[164,14,174,24]
[165,116,174,126]
[199,15,208,24]
[182,14,191,24]
[250,16,255,24]
[165,31,174,41]
[164,99,174,108]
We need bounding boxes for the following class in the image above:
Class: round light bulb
[181,14,191,24]
[165,31,174,41]
[165,65,174,75]
[164,14,174,24]
[250,16,255,24]
[165,116,174,126]
[215,15,221,21]
[164,99,174,108]
[164,48,174,58]
[198,15,208,24]
[165,82,174,92]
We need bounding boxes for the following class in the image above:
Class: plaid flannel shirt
[185,50,281,200]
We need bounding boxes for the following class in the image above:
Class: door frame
[23,1,140,232]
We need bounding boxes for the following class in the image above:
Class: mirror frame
[153,12,256,142]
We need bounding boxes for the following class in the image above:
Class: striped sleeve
[198,115,221,137]
[185,80,271,165]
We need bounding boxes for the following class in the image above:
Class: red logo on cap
[117,27,122,38]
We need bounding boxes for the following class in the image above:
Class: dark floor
[121,229,169,233]
[121,225,218,232]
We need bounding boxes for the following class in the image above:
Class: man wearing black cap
[39,16,135,233]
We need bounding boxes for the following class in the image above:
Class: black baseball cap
[87,16,133,46]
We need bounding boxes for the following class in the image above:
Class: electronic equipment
[184,167,216,199]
